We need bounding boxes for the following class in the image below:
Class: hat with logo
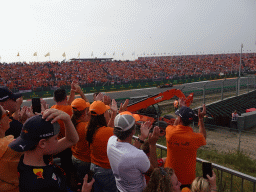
[89,100,110,115]
[175,106,196,121]
[114,111,140,131]
[0,87,22,102]
[9,115,60,152]
[71,98,90,111]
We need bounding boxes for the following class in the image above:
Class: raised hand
[178,98,186,107]
[41,99,49,112]
[26,106,35,118]
[206,170,217,191]
[148,126,160,146]
[16,97,23,108]
[119,99,129,113]
[71,80,78,91]
[95,92,104,101]
[81,174,95,192]
[140,121,152,140]
[110,99,117,113]
[198,104,206,119]
[42,109,70,124]
[103,95,111,105]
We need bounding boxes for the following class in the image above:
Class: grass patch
[197,149,256,177]
[149,136,256,192]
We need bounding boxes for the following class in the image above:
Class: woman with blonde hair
[143,167,181,192]
[191,171,217,192]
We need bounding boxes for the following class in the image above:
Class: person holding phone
[191,170,217,192]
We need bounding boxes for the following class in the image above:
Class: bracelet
[137,138,145,144]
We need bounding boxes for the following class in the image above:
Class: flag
[91,51,93,57]
[113,52,115,56]
[122,52,124,56]
[103,52,106,55]
[17,52,20,56]
[45,52,50,57]
[78,52,80,58]
[62,52,66,57]
[33,52,37,56]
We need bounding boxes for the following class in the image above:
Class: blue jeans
[72,156,91,182]
[90,163,117,192]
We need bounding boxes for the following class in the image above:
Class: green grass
[145,135,256,192]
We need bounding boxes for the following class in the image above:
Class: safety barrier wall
[17,74,240,99]
[238,111,256,130]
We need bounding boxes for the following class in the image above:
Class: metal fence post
[238,131,241,152]
[221,80,225,100]
[247,77,249,93]
[236,77,239,96]
[254,76,256,90]
[203,83,207,104]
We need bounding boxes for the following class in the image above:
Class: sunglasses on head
[1,110,11,119]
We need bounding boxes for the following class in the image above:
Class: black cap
[0,87,22,102]
[9,115,60,152]
[175,106,196,121]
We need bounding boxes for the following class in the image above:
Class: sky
[1,0,256,63]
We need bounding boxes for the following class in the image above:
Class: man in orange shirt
[174,99,179,111]
[51,81,88,189]
[165,100,206,190]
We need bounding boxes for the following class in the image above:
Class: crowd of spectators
[0,80,220,192]
[1,53,256,91]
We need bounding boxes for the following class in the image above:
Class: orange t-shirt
[90,126,114,169]
[51,105,73,139]
[165,125,206,185]
[72,122,90,163]
[0,135,22,192]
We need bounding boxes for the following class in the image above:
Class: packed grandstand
[1,53,256,91]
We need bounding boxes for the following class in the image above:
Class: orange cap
[71,98,90,111]
[119,111,140,121]
[89,100,110,115]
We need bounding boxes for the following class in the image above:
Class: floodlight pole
[238,44,243,95]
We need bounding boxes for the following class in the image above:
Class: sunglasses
[1,110,11,119]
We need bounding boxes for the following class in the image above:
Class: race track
[22,77,251,107]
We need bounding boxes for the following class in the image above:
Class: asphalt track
[22,77,250,107]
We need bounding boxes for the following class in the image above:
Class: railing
[133,136,256,192]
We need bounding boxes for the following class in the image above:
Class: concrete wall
[237,111,256,130]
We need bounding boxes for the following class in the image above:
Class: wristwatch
[137,138,145,144]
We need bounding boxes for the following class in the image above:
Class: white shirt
[107,136,150,192]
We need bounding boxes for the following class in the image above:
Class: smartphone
[32,98,41,114]
[202,162,212,179]
[87,170,95,183]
